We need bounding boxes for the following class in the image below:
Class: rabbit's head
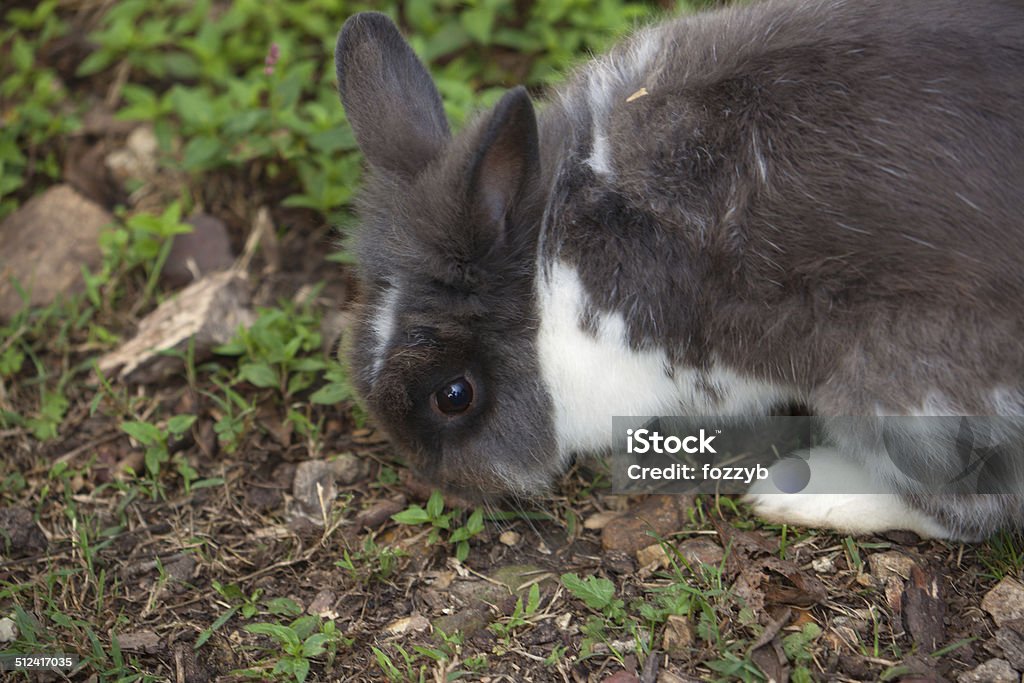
[335,13,560,497]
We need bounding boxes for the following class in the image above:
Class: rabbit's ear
[335,13,450,177]
[468,87,540,247]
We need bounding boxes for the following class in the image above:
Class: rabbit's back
[540,0,1024,406]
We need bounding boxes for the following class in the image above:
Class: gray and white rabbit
[334,0,1024,542]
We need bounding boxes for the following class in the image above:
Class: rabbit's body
[336,0,1024,541]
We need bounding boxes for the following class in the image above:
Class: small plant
[391,490,485,561]
[782,622,823,682]
[204,378,256,454]
[561,572,631,659]
[489,583,542,646]
[561,573,625,623]
[372,643,426,683]
[215,302,353,404]
[336,534,403,587]
[0,1,78,219]
[240,616,347,683]
[120,414,199,496]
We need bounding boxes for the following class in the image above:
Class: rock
[601,495,693,555]
[603,551,636,576]
[98,270,254,383]
[498,531,521,547]
[0,507,48,557]
[117,629,162,654]
[811,555,836,574]
[291,460,336,524]
[677,537,725,568]
[662,614,694,657]
[105,126,158,189]
[0,185,110,319]
[307,590,336,618]
[956,658,1017,683]
[868,551,917,581]
[0,616,17,642]
[329,453,368,486]
[637,543,669,570]
[385,613,430,635]
[602,672,639,683]
[584,511,621,530]
[448,577,508,607]
[983,577,1024,627]
[161,213,234,288]
[244,483,284,513]
[354,498,406,529]
[165,556,196,585]
[490,564,549,595]
[994,623,1024,670]
[520,621,559,647]
[433,607,490,639]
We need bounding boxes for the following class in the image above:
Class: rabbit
[334,0,1024,542]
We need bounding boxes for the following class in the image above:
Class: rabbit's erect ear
[468,87,540,247]
[335,13,450,177]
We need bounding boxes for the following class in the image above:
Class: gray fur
[335,1,1024,538]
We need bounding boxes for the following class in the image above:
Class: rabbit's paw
[743,447,952,539]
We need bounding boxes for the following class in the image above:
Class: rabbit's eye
[434,377,474,415]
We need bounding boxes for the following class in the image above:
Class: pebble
[983,577,1024,627]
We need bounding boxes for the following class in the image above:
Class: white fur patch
[370,285,400,381]
[583,26,664,178]
[744,447,954,539]
[587,133,613,176]
[535,261,785,456]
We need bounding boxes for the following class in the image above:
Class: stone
[117,630,162,654]
[161,213,234,288]
[307,589,336,618]
[0,616,17,643]
[983,577,1024,627]
[677,537,725,568]
[385,613,430,635]
[601,495,693,555]
[662,614,694,657]
[433,607,490,639]
[291,460,336,524]
[0,507,48,557]
[994,623,1024,670]
[498,531,521,547]
[584,511,621,530]
[0,185,110,319]
[328,453,369,486]
[811,555,836,574]
[868,551,917,581]
[354,498,406,529]
[956,658,1017,683]
[105,126,158,187]
[637,543,670,570]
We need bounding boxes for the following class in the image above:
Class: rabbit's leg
[743,447,953,538]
